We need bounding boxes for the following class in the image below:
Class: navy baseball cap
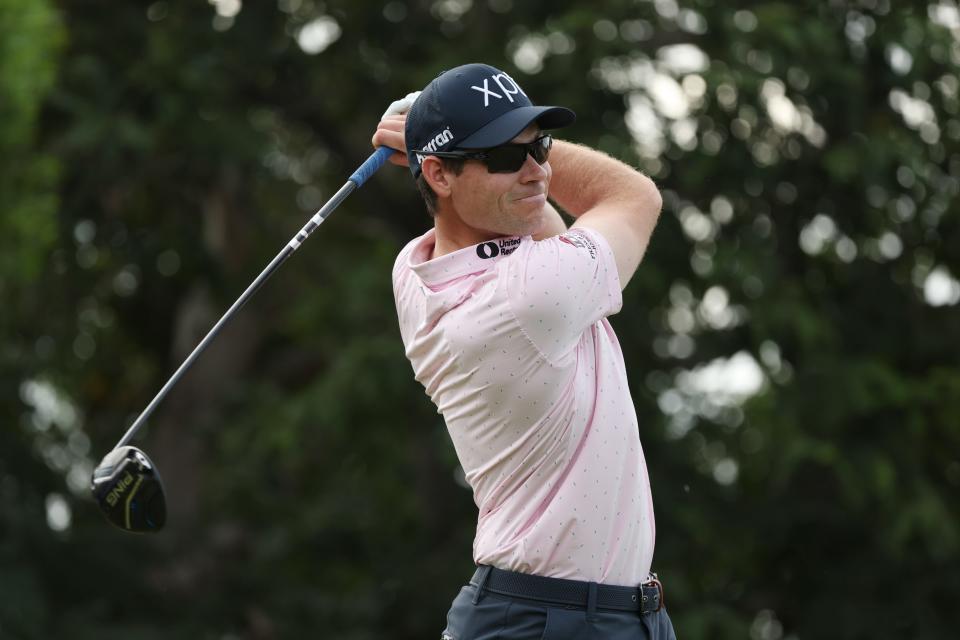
[405,63,576,177]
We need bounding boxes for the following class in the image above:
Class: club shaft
[112,145,393,450]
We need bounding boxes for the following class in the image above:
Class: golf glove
[382,91,421,119]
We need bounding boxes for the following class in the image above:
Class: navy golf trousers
[441,566,678,640]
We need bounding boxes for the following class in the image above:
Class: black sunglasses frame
[417,134,553,174]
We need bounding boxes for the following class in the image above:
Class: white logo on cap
[416,126,454,165]
[470,73,527,107]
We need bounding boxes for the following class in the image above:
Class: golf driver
[91,146,395,533]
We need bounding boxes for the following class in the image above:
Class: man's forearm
[547,140,660,220]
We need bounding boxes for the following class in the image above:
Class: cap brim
[457,105,576,149]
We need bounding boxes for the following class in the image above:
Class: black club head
[91,446,167,533]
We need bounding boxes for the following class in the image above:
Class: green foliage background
[2,0,959,638]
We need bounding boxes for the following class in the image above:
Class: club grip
[349,146,395,187]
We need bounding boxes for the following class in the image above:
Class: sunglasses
[419,134,553,174]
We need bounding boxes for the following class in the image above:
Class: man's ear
[422,156,453,198]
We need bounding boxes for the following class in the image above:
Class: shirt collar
[408,229,526,286]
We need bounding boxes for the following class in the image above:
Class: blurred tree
[0,0,66,637]
[1,0,958,638]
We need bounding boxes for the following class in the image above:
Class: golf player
[372,63,675,639]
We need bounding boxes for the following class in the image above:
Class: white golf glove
[381,91,421,119]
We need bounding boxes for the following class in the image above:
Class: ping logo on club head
[470,72,528,107]
[106,472,136,507]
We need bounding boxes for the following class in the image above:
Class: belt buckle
[642,573,664,613]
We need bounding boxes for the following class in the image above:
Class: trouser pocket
[441,585,515,640]
[539,607,589,640]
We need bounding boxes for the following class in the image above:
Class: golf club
[91,145,395,533]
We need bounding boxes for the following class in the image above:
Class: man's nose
[518,152,548,181]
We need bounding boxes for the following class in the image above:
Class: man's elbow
[629,172,662,225]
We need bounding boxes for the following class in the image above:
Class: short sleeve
[392,239,423,349]
[504,228,622,362]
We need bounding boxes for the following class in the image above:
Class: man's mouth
[515,192,546,204]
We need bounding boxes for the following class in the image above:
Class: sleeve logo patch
[559,230,598,259]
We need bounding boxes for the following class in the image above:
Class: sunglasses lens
[483,136,553,173]
[530,136,552,164]
[485,146,528,173]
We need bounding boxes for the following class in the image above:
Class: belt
[469,565,664,615]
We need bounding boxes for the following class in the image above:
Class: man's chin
[517,210,550,238]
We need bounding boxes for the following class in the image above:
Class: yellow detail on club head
[124,474,145,530]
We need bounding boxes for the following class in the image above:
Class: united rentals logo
[476,237,521,259]
[470,72,528,107]
[416,126,454,165]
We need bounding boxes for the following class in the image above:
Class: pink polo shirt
[392,227,655,586]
